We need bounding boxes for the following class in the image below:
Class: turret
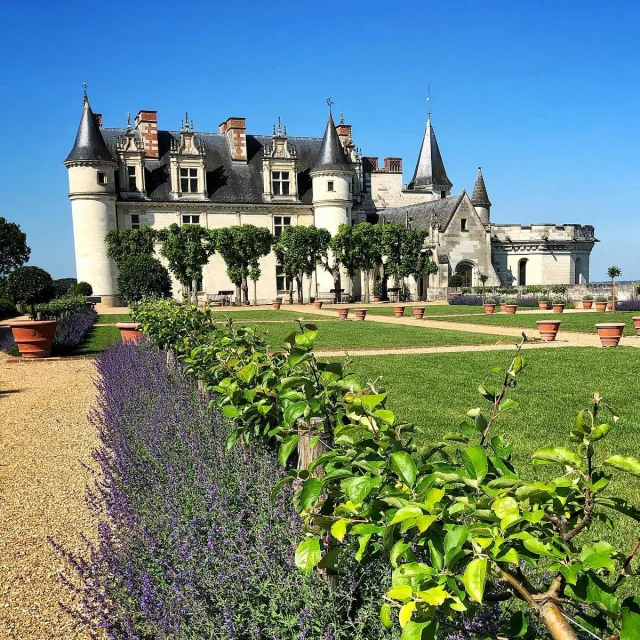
[64,92,119,305]
[471,166,492,225]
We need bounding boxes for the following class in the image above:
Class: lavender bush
[52,342,395,640]
[615,299,640,311]
[515,295,540,308]
[0,328,17,355]
[53,306,97,352]
[449,294,484,306]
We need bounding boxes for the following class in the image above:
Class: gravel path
[0,354,97,639]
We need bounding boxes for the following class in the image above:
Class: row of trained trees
[105,221,438,305]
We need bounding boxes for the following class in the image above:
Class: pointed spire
[407,111,452,192]
[471,166,491,207]
[65,92,115,165]
[312,109,350,172]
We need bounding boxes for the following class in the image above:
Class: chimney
[93,113,103,127]
[335,118,352,150]
[362,157,379,173]
[135,110,158,158]
[219,117,247,163]
[384,157,402,173]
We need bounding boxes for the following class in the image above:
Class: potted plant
[412,306,426,319]
[596,323,625,347]
[536,319,562,341]
[393,305,405,318]
[552,298,565,313]
[503,298,518,314]
[632,316,640,336]
[313,300,323,309]
[272,298,282,310]
[595,296,607,312]
[354,309,367,321]
[484,298,497,314]
[116,322,144,343]
[582,294,594,310]
[372,279,383,303]
[608,265,621,312]
[337,307,349,320]
[538,295,551,311]
[6,266,57,358]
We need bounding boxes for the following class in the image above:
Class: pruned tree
[105,227,156,264]
[351,223,382,303]
[608,265,621,312]
[380,224,426,300]
[0,216,30,278]
[331,224,360,302]
[301,227,331,302]
[273,226,311,304]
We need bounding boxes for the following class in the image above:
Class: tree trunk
[612,279,616,312]
[297,418,326,476]
[253,279,257,306]
[235,282,242,306]
[539,603,578,640]
[315,269,319,300]
[288,278,293,305]
[181,282,189,304]
[296,274,303,304]
[333,268,341,303]
[364,269,371,303]
[242,275,249,305]
[349,275,355,303]
[308,273,313,303]
[191,278,198,305]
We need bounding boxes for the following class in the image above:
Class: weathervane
[426,84,431,117]
[82,81,88,98]
[326,97,334,113]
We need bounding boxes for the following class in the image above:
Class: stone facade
[65,95,597,305]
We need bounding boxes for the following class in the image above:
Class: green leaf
[499,398,519,412]
[295,330,318,347]
[284,401,307,427]
[559,564,581,586]
[295,538,321,574]
[591,423,612,441]
[278,434,299,466]
[380,603,393,629]
[387,584,413,600]
[400,620,436,640]
[417,584,448,606]
[444,525,468,554]
[532,446,582,469]
[341,476,375,504]
[523,538,556,558]
[362,393,387,413]
[390,539,412,568]
[493,496,519,520]
[621,597,640,640]
[464,557,488,603]
[390,451,418,487]
[300,478,322,510]
[399,601,416,628]
[374,409,395,424]
[390,505,424,524]
[270,474,294,501]
[604,455,640,477]
[580,541,616,572]
[355,534,372,561]
[236,362,258,382]
[221,405,241,418]
[331,518,348,542]
[461,445,488,481]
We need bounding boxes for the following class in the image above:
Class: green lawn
[364,304,485,317]
[242,319,517,350]
[72,325,122,356]
[348,347,640,551]
[95,314,132,324]
[431,310,640,335]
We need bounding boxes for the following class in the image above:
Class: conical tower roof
[65,94,116,165]
[312,112,350,172]
[407,112,452,191]
[471,166,491,207]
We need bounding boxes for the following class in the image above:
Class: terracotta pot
[372,296,381,303]
[596,323,625,347]
[313,301,323,309]
[632,317,640,336]
[272,300,282,310]
[595,302,607,312]
[354,309,367,321]
[484,304,496,314]
[536,319,561,341]
[500,304,507,312]
[606,301,613,311]
[552,304,565,313]
[116,322,143,344]
[337,307,349,320]
[8,319,57,358]
[538,301,551,311]
[393,306,405,318]
[412,307,426,319]
[504,305,518,314]
[583,300,593,310]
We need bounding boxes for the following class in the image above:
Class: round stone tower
[64,93,119,305]
[471,166,492,225]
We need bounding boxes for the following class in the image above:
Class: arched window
[574,257,583,285]
[518,259,527,286]
[455,262,474,287]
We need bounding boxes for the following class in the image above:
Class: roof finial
[283,124,287,136]
[326,97,334,114]
[340,113,344,125]
[277,116,282,136]
[426,84,432,119]
[478,166,482,173]
[81,81,88,103]
[184,112,190,130]
[272,123,276,135]
[126,111,131,129]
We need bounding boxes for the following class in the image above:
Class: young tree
[351,223,381,303]
[479,272,489,298]
[608,265,621,312]
[116,255,172,303]
[301,227,331,303]
[0,216,30,278]
[242,226,275,306]
[105,227,156,264]
[273,226,311,304]
[400,227,427,300]
[410,253,438,301]
[380,224,426,300]
[156,224,215,303]
[7,266,54,318]
[331,224,360,302]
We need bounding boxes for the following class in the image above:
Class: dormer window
[461,218,468,232]
[180,168,198,193]
[440,190,446,199]
[97,171,107,185]
[272,171,290,196]
[128,166,137,191]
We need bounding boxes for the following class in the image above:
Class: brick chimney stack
[219,117,247,163]
[135,110,158,158]
[384,157,402,173]
[335,117,352,151]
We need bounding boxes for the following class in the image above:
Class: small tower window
[128,166,137,191]
[131,214,140,230]
[327,181,335,192]
[182,214,200,225]
[180,168,199,193]
[274,215,291,237]
[440,190,446,199]
[97,171,107,185]
[272,171,290,196]
[461,218,468,232]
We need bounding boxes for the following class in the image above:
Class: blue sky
[1,0,638,281]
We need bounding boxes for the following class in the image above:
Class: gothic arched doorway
[518,259,528,287]
[455,262,474,287]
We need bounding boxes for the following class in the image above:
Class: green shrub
[36,295,86,320]
[552,298,565,305]
[503,297,517,305]
[522,285,546,294]
[448,274,465,287]
[7,266,54,319]
[52,278,77,298]
[550,284,567,295]
[0,297,18,320]
[461,287,472,294]
[117,254,172,303]
[596,295,608,302]
[539,294,550,301]
[68,281,93,297]
[582,294,594,300]
[497,286,517,295]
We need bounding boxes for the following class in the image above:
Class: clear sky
[1,0,638,282]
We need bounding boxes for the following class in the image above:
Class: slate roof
[471,167,491,207]
[312,113,351,172]
[65,95,117,165]
[100,129,326,204]
[374,194,464,231]
[407,114,452,191]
